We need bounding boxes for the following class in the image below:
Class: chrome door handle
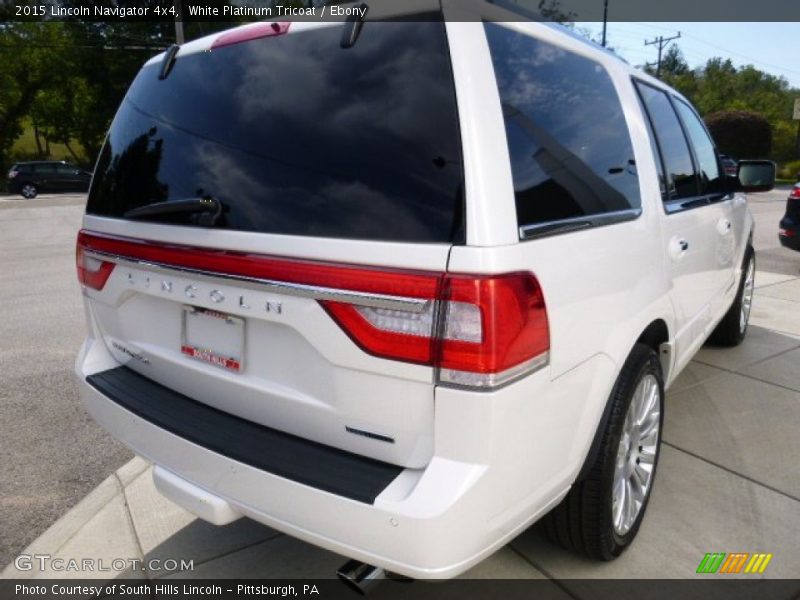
[670,237,690,261]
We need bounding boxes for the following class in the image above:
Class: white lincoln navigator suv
[75,1,776,583]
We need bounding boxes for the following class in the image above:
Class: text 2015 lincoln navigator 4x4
[75,1,776,583]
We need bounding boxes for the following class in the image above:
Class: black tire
[707,246,755,347]
[543,343,664,560]
[20,182,38,199]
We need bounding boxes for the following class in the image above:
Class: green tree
[0,22,75,170]
[646,45,800,162]
[706,110,772,158]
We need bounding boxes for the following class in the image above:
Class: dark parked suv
[779,182,800,251]
[7,161,91,198]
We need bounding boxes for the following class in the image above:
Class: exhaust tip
[337,559,386,595]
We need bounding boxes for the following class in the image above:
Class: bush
[778,160,800,181]
[705,110,772,159]
[771,121,798,163]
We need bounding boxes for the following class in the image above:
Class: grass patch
[9,120,87,164]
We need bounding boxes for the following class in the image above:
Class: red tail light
[76,233,115,290]
[322,271,549,387]
[76,230,549,388]
[790,187,800,200]
[436,273,549,387]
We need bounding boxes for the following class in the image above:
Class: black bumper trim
[87,366,403,504]
[779,233,800,252]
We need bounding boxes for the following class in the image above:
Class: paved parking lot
[2,190,799,589]
[0,193,132,568]
[747,188,800,276]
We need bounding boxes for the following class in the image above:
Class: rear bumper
[79,375,566,578]
[779,230,800,251]
[86,366,402,505]
[76,331,617,578]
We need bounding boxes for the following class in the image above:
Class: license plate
[181,306,244,372]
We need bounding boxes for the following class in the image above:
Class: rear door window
[34,164,56,174]
[634,81,700,202]
[672,99,725,197]
[484,23,641,237]
[87,22,464,244]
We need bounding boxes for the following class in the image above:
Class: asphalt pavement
[748,186,799,275]
[0,193,131,569]
[0,186,797,574]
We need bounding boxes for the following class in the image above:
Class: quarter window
[484,23,641,235]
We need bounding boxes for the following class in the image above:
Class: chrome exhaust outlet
[336,559,386,595]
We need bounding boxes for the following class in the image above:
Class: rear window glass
[87,21,464,243]
[484,23,641,233]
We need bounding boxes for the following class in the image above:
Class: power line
[679,31,800,78]
[644,32,681,78]
[617,22,800,80]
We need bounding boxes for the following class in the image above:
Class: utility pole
[174,0,184,44]
[601,0,609,47]
[645,32,681,78]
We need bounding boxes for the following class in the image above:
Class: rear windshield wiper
[123,197,223,225]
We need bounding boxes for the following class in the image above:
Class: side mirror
[737,160,776,193]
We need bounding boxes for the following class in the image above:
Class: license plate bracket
[181,306,245,372]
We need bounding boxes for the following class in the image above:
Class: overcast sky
[576,22,800,90]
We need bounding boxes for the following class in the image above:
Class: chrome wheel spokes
[612,374,661,536]
[740,257,755,334]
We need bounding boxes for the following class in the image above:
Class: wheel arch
[635,318,671,384]
[574,319,670,483]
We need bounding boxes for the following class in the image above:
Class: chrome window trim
[519,208,642,241]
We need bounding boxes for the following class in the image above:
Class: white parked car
[75,0,774,587]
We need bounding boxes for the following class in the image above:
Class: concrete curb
[1,457,150,580]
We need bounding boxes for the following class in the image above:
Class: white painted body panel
[76,10,753,579]
[80,216,451,468]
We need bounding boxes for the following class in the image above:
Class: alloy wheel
[740,257,755,334]
[612,374,660,536]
